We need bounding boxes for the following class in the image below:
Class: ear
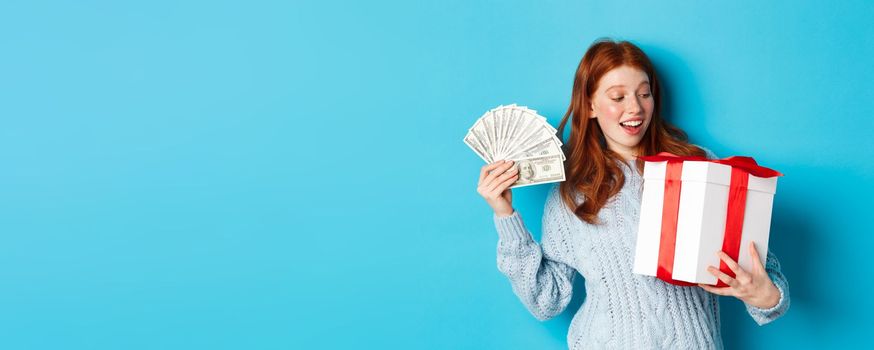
[589,102,597,119]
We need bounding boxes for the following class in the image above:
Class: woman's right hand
[477,160,519,217]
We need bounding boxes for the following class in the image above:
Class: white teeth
[621,120,642,127]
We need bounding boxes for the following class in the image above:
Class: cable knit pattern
[493,148,790,349]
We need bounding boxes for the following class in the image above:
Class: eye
[611,96,624,102]
[639,93,652,98]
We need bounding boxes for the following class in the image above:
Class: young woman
[475,39,790,349]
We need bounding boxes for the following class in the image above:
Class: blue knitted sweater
[493,152,790,349]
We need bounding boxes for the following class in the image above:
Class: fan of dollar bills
[463,104,566,189]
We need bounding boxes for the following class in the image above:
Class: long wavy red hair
[556,38,706,225]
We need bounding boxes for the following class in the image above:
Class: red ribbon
[638,152,782,287]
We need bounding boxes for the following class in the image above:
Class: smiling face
[589,65,655,160]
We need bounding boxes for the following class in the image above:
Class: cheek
[599,104,624,121]
[644,99,655,113]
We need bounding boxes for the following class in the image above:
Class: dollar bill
[509,154,566,188]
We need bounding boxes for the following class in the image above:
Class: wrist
[751,284,781,309]
[495,208,515,217]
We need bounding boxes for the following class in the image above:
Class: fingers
[717,250,752,283]
[706,265,739,288]
[701,243,769,299]
[479,160,507,183]
[486,165,519,193]
[480,160,516,189]
[749,241,766,273]
[716,251,741,276]
[698,283,733,296]
[477,160,519,201]
[488,169,519,193]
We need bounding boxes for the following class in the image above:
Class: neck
[612,148,637,161]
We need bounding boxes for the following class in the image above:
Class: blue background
[2,0,872,349]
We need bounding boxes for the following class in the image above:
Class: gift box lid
[643,160,778,194]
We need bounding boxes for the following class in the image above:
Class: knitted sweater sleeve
[493,186,577,321]
[698,145,791,325]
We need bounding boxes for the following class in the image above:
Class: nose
[626,95,643,115]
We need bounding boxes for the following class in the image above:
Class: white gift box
[632,154,781,286]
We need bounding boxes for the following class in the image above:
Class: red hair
[556,38,706,225]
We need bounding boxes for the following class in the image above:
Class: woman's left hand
[698,241,781,309]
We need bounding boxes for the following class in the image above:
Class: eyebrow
[606,81,651,90]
